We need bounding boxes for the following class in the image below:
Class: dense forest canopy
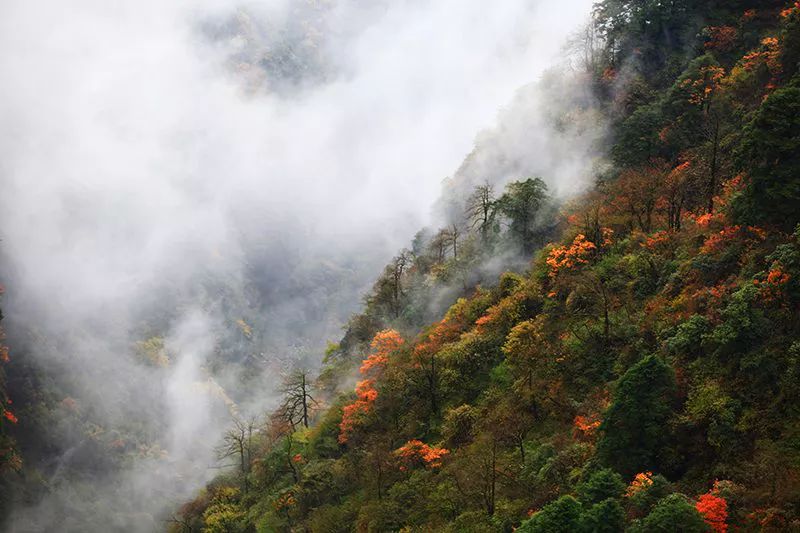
[3,0,800,532]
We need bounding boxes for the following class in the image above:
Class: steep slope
[172,1,800,532]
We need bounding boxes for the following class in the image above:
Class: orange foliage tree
[413,318,461,418]
[754,264,792,306]
[339,329,404,444]
[394,439,449,469]
[546,234,597,279]
[704,26,738,52]
[625,472,655,498]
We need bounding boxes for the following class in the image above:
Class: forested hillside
[169,1,800,531]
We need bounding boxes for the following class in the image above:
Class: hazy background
[0,0,595,530]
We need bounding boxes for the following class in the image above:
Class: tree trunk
[301,374,309,428]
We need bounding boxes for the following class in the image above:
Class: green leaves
[597,355,677,477]
[733,87,800,229]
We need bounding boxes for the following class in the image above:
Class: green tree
[202,487,247,533]
[597,355,677,477]
[611,103,666,168]
[629,494,710,533]
[733,87,800,230]
[576,468,625,505]
[517,495,582,533]
[580,498,625,533]
[497,177,549,253]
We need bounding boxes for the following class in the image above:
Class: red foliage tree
[696,483,728,533]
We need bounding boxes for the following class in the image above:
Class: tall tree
[497,177,549,253]
[217,416,256,494]
[278,369,318,429]
[734,86,800,230]
[597,355,677,477]
[466,183,497,243]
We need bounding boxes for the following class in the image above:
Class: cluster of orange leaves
[672,160,692,176]
[781,2,800,18]
[740,37,782,87]
[626,471,654,498]
[370,328,405,355]
[601,227,614,247]
[746,507,788,530]
[273,491,297,511]
[413,318,461,366]
[696,481,729,533]
[339,330,404,443]
[701,225,766,254]
[339,380,378,444]
[642,230,672,251]
[474,312,495,332]
[701,226,742,254]
[394,439,450,469]
[682,65,726,105]
[475,295,523,333]
[754,265,792,305]
[546,234,597,278]
[705,26,738,51]
[693,212,721,228]
[360,329,405,374]
[742,9,758,22]
[707,281,737,304]
[573,414,601,437]
[602,67,616,82]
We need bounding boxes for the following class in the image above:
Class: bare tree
[466,182,496,242]
[380,249,412,317]
[392,251,411,313]
[565,21,604,74]
[430,229,450,263]
[217,416,256,494]
[445,224,461,259]
[277,369,319,429]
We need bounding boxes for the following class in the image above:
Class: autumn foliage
[546,234,596,278]
[339,330,404,443]
[573,414,601,438]
[696,483,728,533]
[414,318,461,360]
[705,26,738,52]
[394,439,449,469]
[626,472,655,498]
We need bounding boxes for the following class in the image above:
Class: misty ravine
[0,1,594,531]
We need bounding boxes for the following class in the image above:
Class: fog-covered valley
[0,1,595,530]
